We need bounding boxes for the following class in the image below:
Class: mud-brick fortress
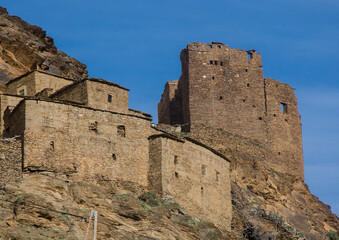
[158,42,303,180]
[0,42,303,232]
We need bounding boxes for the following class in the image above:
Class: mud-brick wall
[149,135,231,231]
[14,99,152,186]
[0,138,22,183]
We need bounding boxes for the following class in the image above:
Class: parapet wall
[0,138,22,183]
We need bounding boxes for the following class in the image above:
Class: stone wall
[8,99,152,186]
[0,137,22,183]
[51,80,88,105]
[148,134,232,231]
[158,42,304,179]
[160,42,266,141]
[184,43,266,142]
[6,71,36,96]
[264,78,304,177]
[6,71,73,96]
[86,79,129,113]
[34,71,74,94]
[157,80,183,125]
[51,79,129,113]
[0,94,24,134]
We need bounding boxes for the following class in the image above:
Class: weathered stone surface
[0,7,87,83]
[158,42,303,179]
[149,134,231,231]
[6,98,152,186]
[0,137,21,183]
[51,77,130,113]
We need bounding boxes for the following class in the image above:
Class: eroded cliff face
[0,7,87,83]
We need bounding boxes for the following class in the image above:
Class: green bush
[188,217,198,226]
[327,231,339,240]
[139,192,160,207]
[138,200,151,212]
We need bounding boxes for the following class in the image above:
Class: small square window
[117,125,126,137]
[19,89,25,96]
[210,61,213,65]
[281,103,288,113]
[108,94,112,103]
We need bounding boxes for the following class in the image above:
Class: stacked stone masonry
[0,137,22,183]
[0,69,232,231]
[158,42,304,179]
[149,134,231,230]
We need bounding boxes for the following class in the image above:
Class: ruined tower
[158,42,304,179]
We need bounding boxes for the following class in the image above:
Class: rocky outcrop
[0,7,87,83]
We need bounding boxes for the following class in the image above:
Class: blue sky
[2,0,338,213]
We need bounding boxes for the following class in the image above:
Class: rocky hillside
[0,7,87,83]
[0,174,236,240]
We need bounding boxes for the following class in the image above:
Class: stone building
[158,42,303,179]
[0,69,232,231]
[149,134,231,230]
